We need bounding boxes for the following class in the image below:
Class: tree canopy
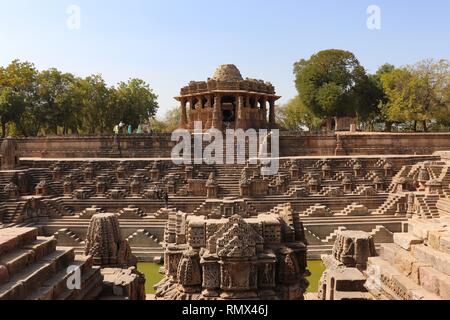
[294,49,370,119]
[0,60,159,137]
[286,49,450,132]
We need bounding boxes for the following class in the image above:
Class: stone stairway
[365,218,450,300]
[1,201,27,225]
[374,194,405,215]
[0,227,103,300]
[387,166,410,192]
[439,165,450,198]
[415,194,440,219]
[214,164,244,197]
[302,204,334,217]
[337,203,369,216]
[0,171,20,200]
[54,228,84,246]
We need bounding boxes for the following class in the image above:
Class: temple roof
[175,64,280,99]
[211,64,244,82]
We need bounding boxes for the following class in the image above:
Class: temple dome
[212,64,243,81]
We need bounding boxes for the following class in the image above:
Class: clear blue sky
[1,0,449,117]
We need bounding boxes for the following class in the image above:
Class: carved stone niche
[0,137,19,170]
[63,175,74,195]
[185,165,194,180]
[188,179,207,196]
[384,162,393,177]
[52,162,63,181]
[249,177,269,197]
[73,187,91,200]
[84,163,95,181]
[275,174,289,194]
[276,247,305,300]
[308,178,320,194]
[395,177,411,193]
[426,179,442,195]
[35,180,48,196]
[240,180,250,197]
[108,189,127,200]
[219,261,259,299]
[373,175,385,191]
[417,167,430,191]
[150,162,160,182]
[332,230,376,270]
[201,257,221,298]
[290,162,300,180]
[130,175,142,195]
[206,173,218,199]
[164,244,187,280]
[96,175,108,194]
[177,250,202,293]
[353,162,363,178]
[116,162,126,181]
[84,213,137,268]
[4,182,19,200]
[167,178,176,195]
[322,163,332,180]
[257,255,277,290]
[342,176,353,193]
[17,172,29,194]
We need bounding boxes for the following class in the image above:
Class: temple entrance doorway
[221,96,236,129]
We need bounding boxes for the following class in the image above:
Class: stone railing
[3,132,450,159]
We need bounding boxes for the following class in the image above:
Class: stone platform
[0,227,103,300]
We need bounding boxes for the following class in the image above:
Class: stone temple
[1,66,450,300]
[176,64,279,131]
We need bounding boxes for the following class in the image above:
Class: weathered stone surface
[412,245,450,276]
[85,213,137,268]
[331,230,376,270]
[100,267,146,300]
[394,233,423,251]
[0,227,103,300]
[156,211,308,300]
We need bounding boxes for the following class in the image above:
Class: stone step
[393,233,423,250]
[0,247,74,300]
[56,265,102,300]
[411,245,450,277]
[0,228,40,256]
[366,257,440,300]
[23,237,58,261]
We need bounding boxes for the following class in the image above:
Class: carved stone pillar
[205,95,213,129]
[269,98,276,127]
[211,95,222,130]
[245,95,251,109]
[179,99,188,129]
[260,96,268,127]
[201,259,220,298]
[235,95,245,130]
[188,98,195,130]
[85,213,138,268]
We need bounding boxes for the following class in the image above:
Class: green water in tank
[138,260,325,294]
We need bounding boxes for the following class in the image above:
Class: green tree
[277,96,322,131]
[294,49,370,123]
[37,68,77,135]
[151,106,180,133]
[114,78,159,129]
[72,75,112,134]
[365,64,396,131]
[381,59,450,132]
[0,60,39,137]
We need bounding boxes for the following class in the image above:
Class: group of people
[113,121,149,135]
